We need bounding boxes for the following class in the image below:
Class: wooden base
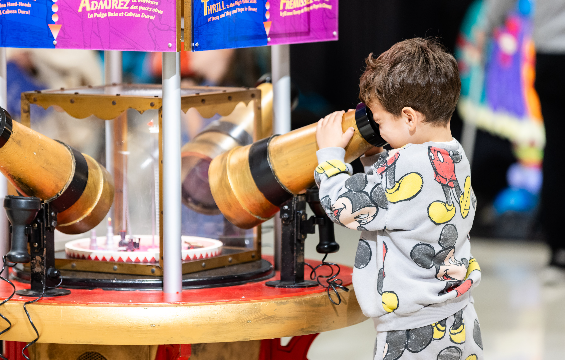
[4,336,318,360]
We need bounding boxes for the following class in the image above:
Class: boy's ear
[401,107,422,132]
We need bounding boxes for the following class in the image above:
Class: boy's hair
[359,38,461,126]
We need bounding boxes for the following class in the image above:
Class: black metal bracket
[266,188,339,288]
[9,201,70,297]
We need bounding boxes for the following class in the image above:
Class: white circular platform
[65,235,223,263]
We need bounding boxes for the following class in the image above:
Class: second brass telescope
[209,103,386,229]
[0,107,114,234]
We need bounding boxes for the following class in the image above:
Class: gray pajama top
[314,140,482,332]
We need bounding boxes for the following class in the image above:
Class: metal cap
[355,103,387,147]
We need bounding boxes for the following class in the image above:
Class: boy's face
[368,100,410,149]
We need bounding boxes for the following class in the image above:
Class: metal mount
[266,188,339,288]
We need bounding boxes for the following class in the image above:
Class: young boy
[314,38,483,360]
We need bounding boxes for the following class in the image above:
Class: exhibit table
[1,256,366,359]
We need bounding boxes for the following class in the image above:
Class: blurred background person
[482,0,565,283]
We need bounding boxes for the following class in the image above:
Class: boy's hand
[316,111,355,149]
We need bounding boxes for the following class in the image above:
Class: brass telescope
[209,103,386,229]
[181,82,273,214]
[0,107,114,234]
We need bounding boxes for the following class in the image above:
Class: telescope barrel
[0,107,114,234]
[209,103,386,229]
[181,82,273,214]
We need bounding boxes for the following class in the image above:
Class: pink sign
[53,0,177,51]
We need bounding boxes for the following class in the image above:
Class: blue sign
[0,0,56,48]
[192,0,268,51]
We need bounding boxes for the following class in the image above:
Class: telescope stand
[6,197,70,297]
[266,189,338,288]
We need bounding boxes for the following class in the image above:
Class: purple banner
[54,0,177,51]
[266,0,338,45]
[193,0,338,51]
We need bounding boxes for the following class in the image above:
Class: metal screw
[251,253,256,259]
[113,265,118,271]
[150,102,155,107]
[228,96,232,101]
[53,41,57,45]
[70,99,75,104]
[333,31,337,36]
[33,243,38,248]
[201,99,206,104]
[168,43,172,48]
[283,206,289,210]
[228,257,233,263]
[201,262,206,268]
[32,97,37,102]
[251,93,256,98]
[267,37,271,42]
[195,42,199,47]
[51,221,57,227]
[281,213,290,220]
[112,101,116,105]
[71,263,76,269]
[151,268,156,274]
[51,212,56,217]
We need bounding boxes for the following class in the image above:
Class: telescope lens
[181,155,220,215]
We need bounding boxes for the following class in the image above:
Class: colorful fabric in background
[455,0,544,216]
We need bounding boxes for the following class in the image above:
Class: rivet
[113,265,118,271]
[267,37,271,42]
[53,41,57,45]
[251,93,256,98]
[150,102,155,107]
[70,99,75,104]
[112,101,117,105]
[228,257,233,263]
[201,99,205,104]
[33,243,38,248]
[202,262,206,268]
[71,263,76,268]
[228,96,232,101]
[168,43,172,48]
[151,268,156,274]
[251,253,256,259]
[333,31,337,36]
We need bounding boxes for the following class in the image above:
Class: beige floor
[261,220,565,360]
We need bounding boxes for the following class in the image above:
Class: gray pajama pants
[374,304,483,360]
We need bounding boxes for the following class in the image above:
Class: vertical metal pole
[271,45,291,271]
[162,52,182,294]
[104,51,122,222]
[0,48,8,278]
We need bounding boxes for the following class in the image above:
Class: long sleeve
[314,147,423,232]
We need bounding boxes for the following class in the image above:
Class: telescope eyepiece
[0,107,13,148]
[355,102,387,147]
[4,195,41,263]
